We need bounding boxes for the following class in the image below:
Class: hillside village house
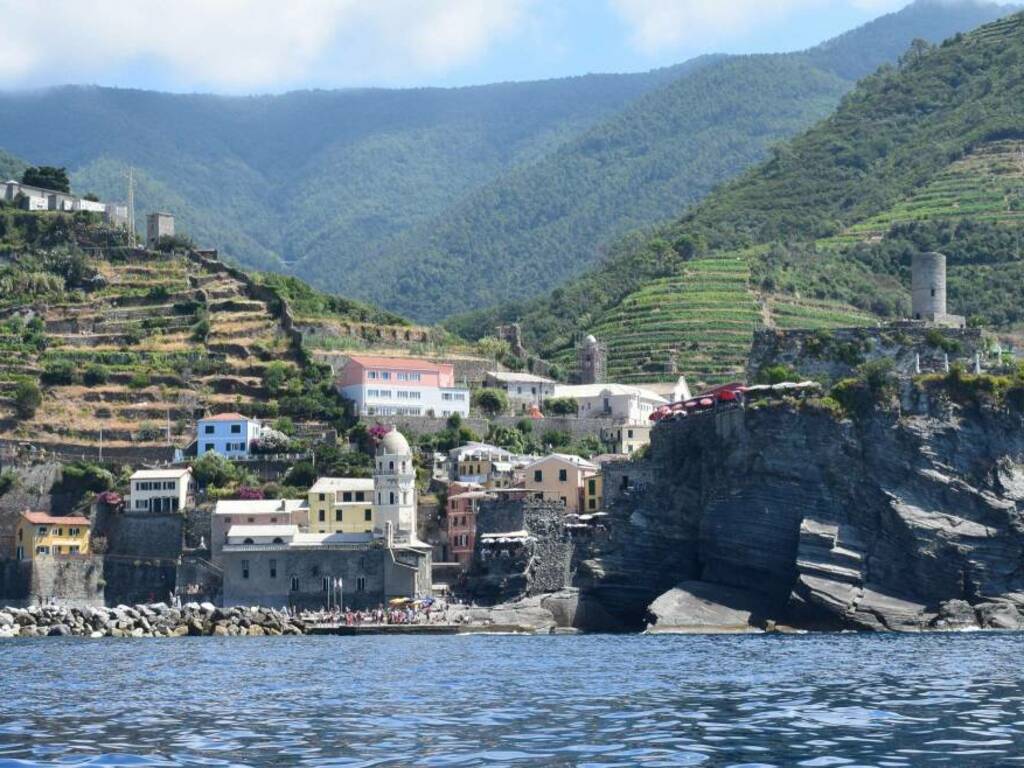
[601,423,653,455]
[308,477,375,535]
[210,498,309,560]
[484,371,556,411]
[523,454,599,515]
[338,355,470,418]
[447,483,494,566]
[447,442,535,488]
[128,468,195,513]
[14,512,90,560]
[196,413,262,458]
[2,180,127,225]
[553,383,667,424]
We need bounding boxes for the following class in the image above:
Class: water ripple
[1,633,1024,766]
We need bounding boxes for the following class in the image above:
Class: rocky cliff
[582,392,1024,632]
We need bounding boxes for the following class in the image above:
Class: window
[318,510,326,522]
[272,537,284,544]
[355,492,365,502]
[230,424,241,434]
[269,559,277,579]
[322,576,329,592]
[243,538,254,544]
[559,469,568,482]
[241,560,250,579]
[35,545,49,555]
[560,496,567,506]
[368,370,377,379]
[534,470,542,482]
[37,526,47,536]
[364,509,372,521]
[335,509,342,522]
[389,460,394,470]
[588,479,596,494]
[357,576,366,591]
[381,371,391,380]
[69,527,80,537]
[69,545,80,554]
[319,493,326,501]
[204,425,214,434]
[205,443,214,452]
[247,517,255,523]
[627,429,634,439]
[389,492,395,505]
[343,491,353,502]
[291,575,299,592]
[589,499,597,511]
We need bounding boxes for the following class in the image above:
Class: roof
[213,499,307,516]
[345,354,449,372]
[486,370,555,384]
[227,524,298,540]
[292,532,375,546]
[199,412,255,422]
[22,512,90,526]
[130,467,191,480]
[553,383,667,403]
[309,477,374,494]
[590,453,629,465]
[449,491,497,501]
[379,429,411,455]
[526,453,599,472]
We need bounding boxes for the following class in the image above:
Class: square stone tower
[146,212,175,247]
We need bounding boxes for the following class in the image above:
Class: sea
[1,631,1022,767]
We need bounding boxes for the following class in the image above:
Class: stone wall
[32,556,105,607]
[93,508,184,560]
[361,414,620,440]
[747,323,985,384]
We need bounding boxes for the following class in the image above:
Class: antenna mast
[126,166,136,245]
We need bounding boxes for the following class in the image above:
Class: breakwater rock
[0,603,306,638]
[588,396,1024,633]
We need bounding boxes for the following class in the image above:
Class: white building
[196,413,262,458]
[374,430,417,544]
[337,355,470,418]
[211,498,310,559]
[147,212,175,246]
[553,383,667,423]
[485,371,556,411]
[128,468,195,513]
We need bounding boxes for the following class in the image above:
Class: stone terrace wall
[363,414,619,440]
[747,323,985,384]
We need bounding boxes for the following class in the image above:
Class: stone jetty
[0,603,306,638]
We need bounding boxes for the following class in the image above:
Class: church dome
[584,334,598,346]
[378,429,410,456]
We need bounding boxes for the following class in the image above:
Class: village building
[146,212,175,246]
[210,498,310,560]
[308,477,375,535]
[196,413,262,458]
[523,454,599,515]
[217,428,431,608]
[600,423,653,455]
[14,512,91,560]
[576,334,607,384]
[446,482,492,566]
[338,354,470,418]
[644,375,693,405]
[2,180,126,226]
[484,370,556,412]
[553,382,667,423]
[447,442,534,488]
[127,468,195,513]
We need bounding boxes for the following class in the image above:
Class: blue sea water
[0,632,1023,766]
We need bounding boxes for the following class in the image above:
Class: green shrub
[755,364,799,384]
[82,364,109,386]
[13,379,41,417]
[544,397,578,416]
[42,359,78,385]
[472,387,509,417]
[924,328,961,353]
[128,370,151,389]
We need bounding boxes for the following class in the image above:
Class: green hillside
[359,0,1017,322]
[0,2,1012,324]
[0,149,26,181]
[458,9,1024,383]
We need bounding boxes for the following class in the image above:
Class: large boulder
[646,581,767,633]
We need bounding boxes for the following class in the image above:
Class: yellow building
[583,474,603,513]
[523,454,599,515]
[601,423,652,455]
[15,512,91,561]
[308,478,375,534]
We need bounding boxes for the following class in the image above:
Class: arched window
[389,492,395,505]
[243,538,254,544]
[290,575,299,592]
[377,492,382,504]
[272,537,284,544]
[389,460,394,471]
[321,576,329,592]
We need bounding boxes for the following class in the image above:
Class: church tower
[373,429,416,544]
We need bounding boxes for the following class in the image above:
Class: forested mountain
[451,10,1024,384]
[0,64,697,270]
[0,1,1013,323]
[366,0,1017,321]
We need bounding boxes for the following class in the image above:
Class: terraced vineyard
[0,242,303,454]
[838,141,1024,243]
[576,251,762,386]
[765,296,878,331]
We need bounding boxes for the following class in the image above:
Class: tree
[472,387,509,416]
[283,461,316,488]
[21,166,70,193]
[191,452,237,488]
[486,424,525,454]
[13,380,41,418]
[476,336,511,361]
[544,397,578,416]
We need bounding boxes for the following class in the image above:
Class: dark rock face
[588,399,1024,632]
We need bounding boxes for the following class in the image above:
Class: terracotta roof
[200,412,253,422]
[22,512,90,526]
[345,354,448,372]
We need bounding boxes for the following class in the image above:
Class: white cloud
[0,0,530,91]
[607,0,905,55]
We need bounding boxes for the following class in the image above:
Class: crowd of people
[300,598,456,626]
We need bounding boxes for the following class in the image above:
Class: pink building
[447,482,488,567]
[338,355,470,418]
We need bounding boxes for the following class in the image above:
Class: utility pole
[126,166,136,246]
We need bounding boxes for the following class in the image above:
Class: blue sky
[0,0,911,94]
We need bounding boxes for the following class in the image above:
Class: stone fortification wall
[747,323,984,384]
[31,556,105,607]
[93,508,184,560]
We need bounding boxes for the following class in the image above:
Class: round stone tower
[373,429,416,544]
[911,251,947,321]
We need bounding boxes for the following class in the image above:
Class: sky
[0,0,917,94]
